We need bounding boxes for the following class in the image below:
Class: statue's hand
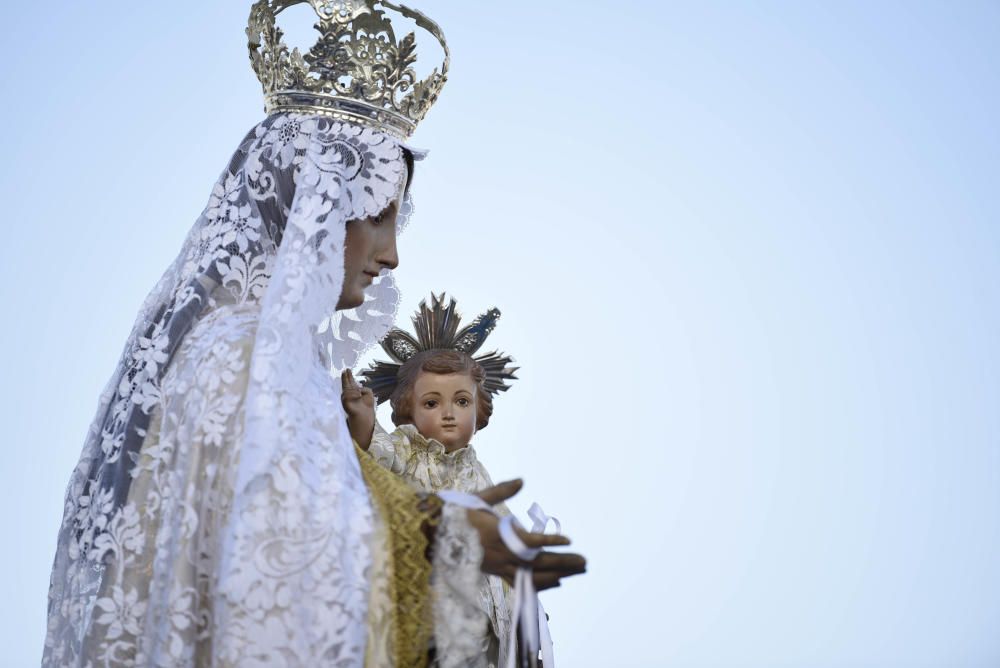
[472,479,587,591]
[341,369,376,449]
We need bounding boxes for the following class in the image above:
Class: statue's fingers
[533,572,565,591]
[341,390,364,410]
[518,531,571,549]
[341,368,361,392]
[476,479,523,506]
[528,552,587,575]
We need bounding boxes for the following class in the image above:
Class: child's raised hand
[341,369,376,450]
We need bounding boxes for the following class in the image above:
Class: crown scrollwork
[247,0,449,139]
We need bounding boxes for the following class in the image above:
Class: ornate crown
[247,0,449,140]
[360,294,520,403]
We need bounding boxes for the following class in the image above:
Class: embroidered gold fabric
[369,424,512,665]
[356,442,440,668]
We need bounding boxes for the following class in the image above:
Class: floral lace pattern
[370,424,495,493]
[370,424,514,666]
[431,504,490,668]
[43,114,424,666]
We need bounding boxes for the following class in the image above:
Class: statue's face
[336,183,406,310]
[411,371,478,452]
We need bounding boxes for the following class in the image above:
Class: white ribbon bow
[437,491,561,668]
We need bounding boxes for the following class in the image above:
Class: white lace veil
[45,112,418,663]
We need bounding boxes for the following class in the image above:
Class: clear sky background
[2,2,999,666]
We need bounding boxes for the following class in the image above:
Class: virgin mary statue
[42,2,585,666]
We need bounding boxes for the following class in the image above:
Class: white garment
[43,114,481,667]
[371,424,515,667]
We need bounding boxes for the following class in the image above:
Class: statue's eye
[373,206,395,225]
[424,400,437,409]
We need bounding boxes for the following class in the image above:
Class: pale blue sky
[3,2,1000,666]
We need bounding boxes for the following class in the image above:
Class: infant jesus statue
[341,293,523,666]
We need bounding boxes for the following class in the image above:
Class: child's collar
[398,423,477,459]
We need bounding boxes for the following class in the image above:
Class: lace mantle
[44,114,424,666]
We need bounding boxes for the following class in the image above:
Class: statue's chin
[336,288,364,311]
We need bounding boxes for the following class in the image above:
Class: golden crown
[247,0,449,140]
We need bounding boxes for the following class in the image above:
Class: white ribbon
[437,491,560,668]
[527,503,558,668]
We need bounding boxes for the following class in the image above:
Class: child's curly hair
[389,349,494,431]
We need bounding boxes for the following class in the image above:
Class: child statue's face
[411,371,478,452]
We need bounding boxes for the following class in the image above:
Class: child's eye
[457,398,469,407]
[424,400,437,409]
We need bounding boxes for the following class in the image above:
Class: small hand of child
[341,369,376,450]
